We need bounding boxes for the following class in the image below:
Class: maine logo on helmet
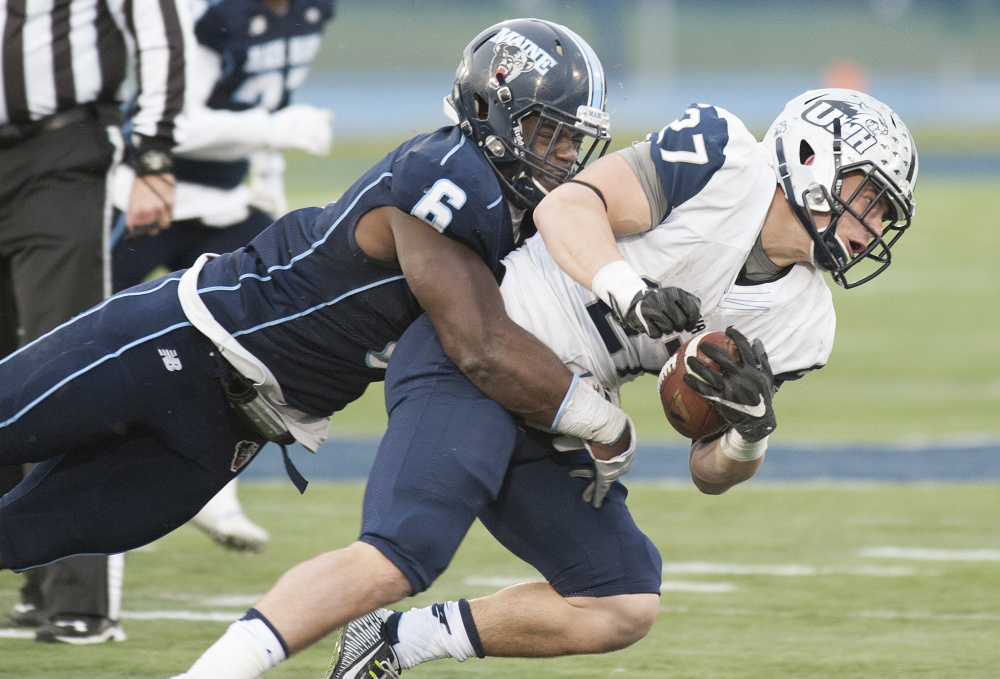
[445,18,610,211]
[487,26,558,84]
[488,40,536,89]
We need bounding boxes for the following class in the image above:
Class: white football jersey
[500,104,835,394]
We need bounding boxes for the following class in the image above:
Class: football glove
[683,326,776,443]
[268,104,333,155]
[562,416,636,509]
[618,287,702,339]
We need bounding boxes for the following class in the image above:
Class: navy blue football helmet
[445,18,611,210]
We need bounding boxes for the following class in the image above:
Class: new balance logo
[158,349,182,371]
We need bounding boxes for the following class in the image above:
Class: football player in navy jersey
[0,16,663,650]
[110,0,336,553]
[313,88,917,679]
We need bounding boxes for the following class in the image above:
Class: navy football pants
[0,274,263,570]
[360,314,662,598]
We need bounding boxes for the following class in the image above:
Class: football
[656,331,740,440]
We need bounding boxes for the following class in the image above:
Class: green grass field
[2,482,999,678]
[1,154,998,677]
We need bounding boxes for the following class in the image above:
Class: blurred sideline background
[261,0,1000,481]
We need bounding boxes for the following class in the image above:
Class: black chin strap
[773,137,844,274]
[774,137,815,232]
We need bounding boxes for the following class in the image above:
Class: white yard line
[119,610,243,621]
[0,629,34,639]
[860,546,1000,561]
[661,581,736,592]
[659,605,1000,622]
[661,562,916,576]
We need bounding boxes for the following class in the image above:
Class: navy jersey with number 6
[0,125,516,569]
[185,126,514,418]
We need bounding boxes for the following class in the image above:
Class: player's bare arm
[688,436,765,495]
[354,204,632,459]
[357,205,569,429]
[533,152,652,289]
[536,151,702,340]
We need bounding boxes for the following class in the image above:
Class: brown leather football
[657,331,740,440]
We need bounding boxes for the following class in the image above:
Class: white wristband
[590,260,647,315]
[551,374,628,445]
[720,428,768,462]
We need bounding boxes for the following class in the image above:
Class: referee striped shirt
[1,0,191,145]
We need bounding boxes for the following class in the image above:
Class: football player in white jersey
[523,86,916,483]
[324,88,917,678]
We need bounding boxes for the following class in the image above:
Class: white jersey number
[412,179,468,232]
[657,108,709,165]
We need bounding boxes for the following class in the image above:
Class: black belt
[0,105,96,148]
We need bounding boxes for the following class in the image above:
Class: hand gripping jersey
[500,104,835,394]
[178,126,514,443]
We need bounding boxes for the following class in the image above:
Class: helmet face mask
[447,18,611,210]
[764,89,918,288]
[800,161,911,288]
[507,104,609,204]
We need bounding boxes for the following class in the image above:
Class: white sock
[392,600,483,669]
[182,610,287,679]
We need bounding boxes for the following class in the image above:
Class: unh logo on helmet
[487,27,558,87]
[801,99,889,155]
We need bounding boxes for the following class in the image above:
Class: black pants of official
[0,104,122,623]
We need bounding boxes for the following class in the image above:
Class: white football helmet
[763,89,918,288]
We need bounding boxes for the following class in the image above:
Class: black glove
[617,287,701,339]
[682,326,776,443]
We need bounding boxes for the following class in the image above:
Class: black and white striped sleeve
[118,0,194,156]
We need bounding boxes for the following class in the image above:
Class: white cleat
[190,509,269,553]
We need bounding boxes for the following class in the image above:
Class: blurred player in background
[0,0,192,643]
[0,21,625,672]
[315,88,918,678]
[111,0,336,554]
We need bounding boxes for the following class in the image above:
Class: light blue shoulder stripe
[230,275,407,337]
[440,135,466,165]
[197,172,393,294]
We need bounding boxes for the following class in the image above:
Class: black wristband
[132,134,175,176]
[134,148,174,176]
